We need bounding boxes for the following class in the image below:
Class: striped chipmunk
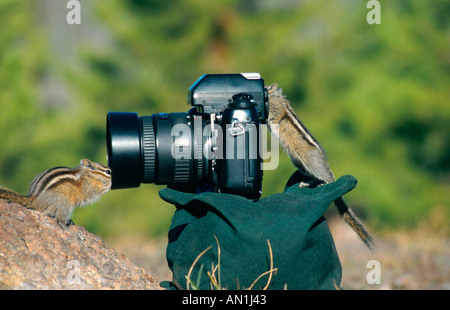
[0,159,111,230]
[266,83,375,250]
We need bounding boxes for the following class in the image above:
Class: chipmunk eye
[105,169,112,175]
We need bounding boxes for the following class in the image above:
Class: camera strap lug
[229,119,246,136]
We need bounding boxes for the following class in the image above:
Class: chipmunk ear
[266,83,282,96]
[80,159,94,169]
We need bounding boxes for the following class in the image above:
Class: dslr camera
[106,73,268,200]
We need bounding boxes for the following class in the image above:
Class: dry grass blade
[186,245,212,290]
[207,269,221,290]
[246,240,277,290]
[213,235,221,288]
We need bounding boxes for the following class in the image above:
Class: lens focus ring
[141,116,156,183]
[174,159,190,182]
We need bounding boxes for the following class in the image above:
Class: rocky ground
[0,201,161,289]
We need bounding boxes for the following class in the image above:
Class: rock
[0,200,162,289]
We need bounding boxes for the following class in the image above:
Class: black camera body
[107,73,268,200]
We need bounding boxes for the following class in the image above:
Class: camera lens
[106,112,208,190]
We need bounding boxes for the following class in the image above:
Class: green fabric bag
[159,174,357,290]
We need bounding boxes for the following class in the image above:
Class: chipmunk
[266,83,375,250]
[0,159,111,231]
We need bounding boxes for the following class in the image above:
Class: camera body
[107,73,268,200]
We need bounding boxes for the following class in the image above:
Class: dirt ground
[109,215,449,290]
[328,217,449,290]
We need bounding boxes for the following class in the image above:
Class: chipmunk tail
[335,197,376,251]
[0,187,33,207]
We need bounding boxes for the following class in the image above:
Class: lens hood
[106,112,142,189]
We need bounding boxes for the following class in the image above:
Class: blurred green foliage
[0,0,448,239]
